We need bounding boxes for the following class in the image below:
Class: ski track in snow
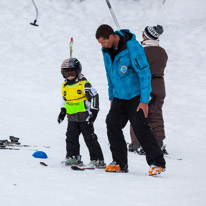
[0,0,206,206]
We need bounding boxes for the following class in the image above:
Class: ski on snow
[39,162,95,169]
[164,155,182,161]
[60,160,95,170]
[71,165,95,171]
[0,136,50,151]
[40,162,48,167]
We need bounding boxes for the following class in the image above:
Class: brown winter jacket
[143,41,168,98]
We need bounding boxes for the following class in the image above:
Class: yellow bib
[61,80,88,114]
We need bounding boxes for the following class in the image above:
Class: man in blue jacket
[95,24,166,175]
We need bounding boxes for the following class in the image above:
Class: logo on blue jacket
[120,65,128,74]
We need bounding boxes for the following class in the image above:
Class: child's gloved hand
[89,109,98,123]
[57,108,66,124]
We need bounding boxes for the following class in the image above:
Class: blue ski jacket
[102,29,151,103]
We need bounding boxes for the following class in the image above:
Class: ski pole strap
[70,37,74,58]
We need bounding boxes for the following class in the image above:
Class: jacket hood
[115,29,135,42]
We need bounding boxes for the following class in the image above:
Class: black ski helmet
[61,58,82,78]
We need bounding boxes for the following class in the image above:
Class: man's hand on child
[57,108,66,124]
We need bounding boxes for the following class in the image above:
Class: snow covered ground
[0,0,206,205]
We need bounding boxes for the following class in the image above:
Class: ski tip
[71,165,85,171]
[71,37,73,42]
[71,165,95,171]
[40,162,48,167]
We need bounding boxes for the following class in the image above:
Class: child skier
[57,58,106,168]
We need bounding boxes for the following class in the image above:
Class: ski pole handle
[70,37,74,58]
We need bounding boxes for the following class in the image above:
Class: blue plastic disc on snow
[32,151,48,159]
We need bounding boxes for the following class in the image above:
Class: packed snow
[0,0,206,205]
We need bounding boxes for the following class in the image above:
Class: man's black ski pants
[106,96,166,169]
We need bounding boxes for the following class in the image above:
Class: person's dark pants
[130,94,165,147]
[66,121,104,161]
[106,96,166,169]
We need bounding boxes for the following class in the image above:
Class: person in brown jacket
[129,25,168,155]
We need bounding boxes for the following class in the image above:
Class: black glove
[57,108,66,124]
[89,109,98,123]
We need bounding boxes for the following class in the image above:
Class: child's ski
[71,165,95,171]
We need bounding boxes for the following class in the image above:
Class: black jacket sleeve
[84,82,99,111]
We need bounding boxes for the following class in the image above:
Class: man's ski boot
[148,165,166,176]
[105,161,128,173]
[64,155,83,166]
